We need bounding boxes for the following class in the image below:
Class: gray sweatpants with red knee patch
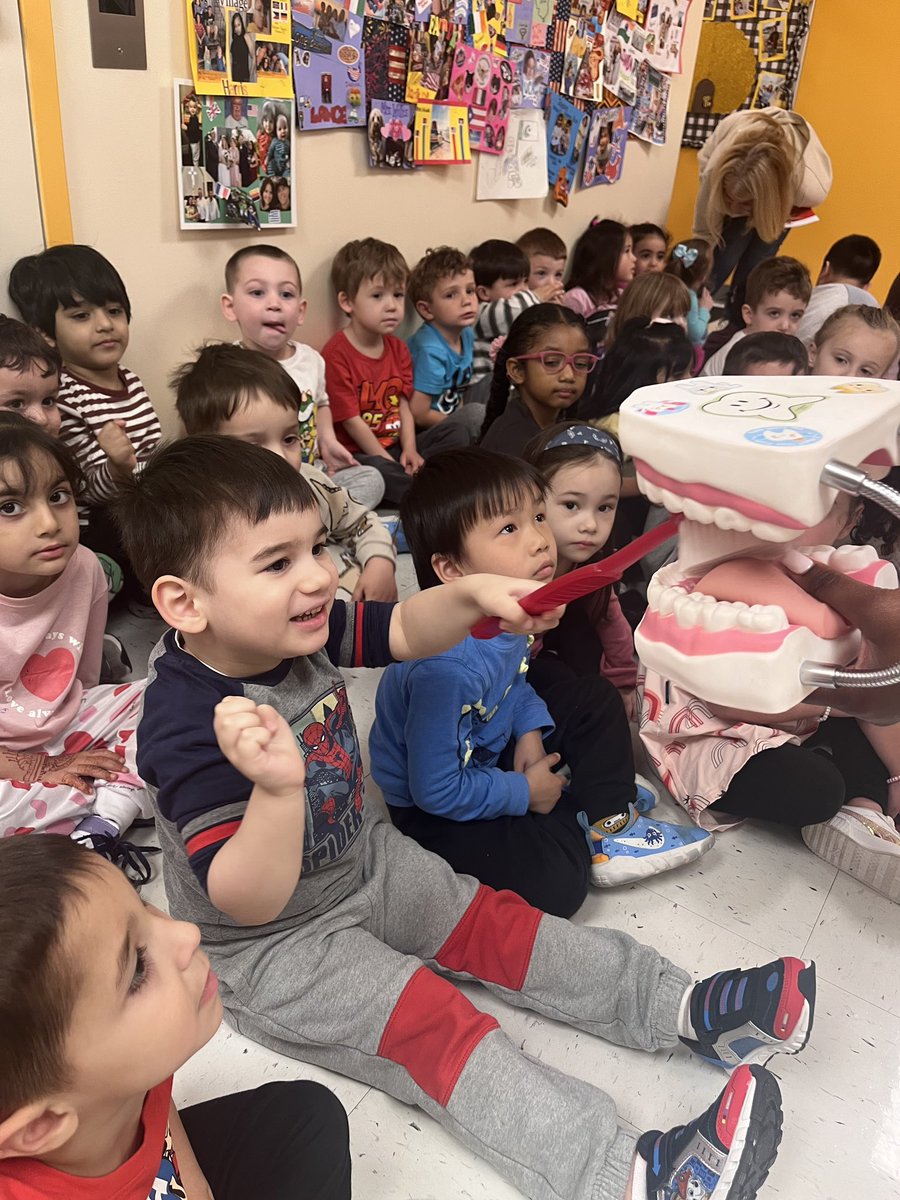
[210,819,689,1200]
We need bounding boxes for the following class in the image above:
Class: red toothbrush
[471,514,682,640]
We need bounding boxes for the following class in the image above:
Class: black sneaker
[680,958,816,1069]
[71,815,161,888]
[638,1064,782,1200]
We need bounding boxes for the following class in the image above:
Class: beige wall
[50,0,703,433]
[2,14,45,314]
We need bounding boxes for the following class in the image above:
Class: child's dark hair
[578,318,693,421]
[723,331,809,375]
[516,227,567,262]
[566,219,628,306]
[0,411,83,497]
[172,343,301,434]
[401,448,546,589]
[0,837,103,1118]
[0,315,62,378]
[408,246,472,310]
[744,256,812,309]
[479,304,589,442]
[822,235,881,287]
[665,238,714,291]
[630,222,669,250]
[851,467,900,559]
[9,245,131,339]
[470,239,530,291]
[224,244,302,293]
[113,436,317,592]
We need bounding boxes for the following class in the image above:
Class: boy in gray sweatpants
[122,436,815,1200]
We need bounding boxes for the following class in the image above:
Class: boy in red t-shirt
[323,238,468,505]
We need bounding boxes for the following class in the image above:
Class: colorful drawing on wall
[445,46,513,153]
[186,0,294,98]
[368,97,417,166]
[546,90,588,206]
[471,0,506,49]
[476,109,549,199]
[413,103,471,161]
[604,9,647,105]
[582,103,630,186]
[509,46,552,109]
[629,57,669,142]
[293,1,366,130]
[757,13,787,61]
[505,0,554,48]
[176,80,296,229]
[644,0,690,73]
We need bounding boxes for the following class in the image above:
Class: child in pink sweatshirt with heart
[0,414,148,866]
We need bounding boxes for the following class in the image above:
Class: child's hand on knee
[35,748,123,794]
[214,697,306,797]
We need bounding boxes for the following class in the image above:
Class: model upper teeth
[636,477,797,542]
[647,543,886,636]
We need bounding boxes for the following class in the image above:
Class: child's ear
[505,354,526,386]
[295,298,308,326]
[152,575,209,634]
[415,297,434,323]
[336,291,354,317]
[475,284,491,303]
[806,342,818,371]
[220,292,238,323]
[431,553,465,584]
[0,1102,78,1161]
[740,303,754,328]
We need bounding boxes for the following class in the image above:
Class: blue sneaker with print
[381,515,409,554]
[577,804,713,887]
[680,957,816,1070]
[638,1064,782,1200]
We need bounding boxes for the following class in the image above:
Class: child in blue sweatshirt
[369,449,711,917]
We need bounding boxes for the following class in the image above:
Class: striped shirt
[57,367,161,516]
[471,290,540,385]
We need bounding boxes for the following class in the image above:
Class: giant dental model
[619,376,900,713]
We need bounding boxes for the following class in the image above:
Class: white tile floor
[115,556,900,1200]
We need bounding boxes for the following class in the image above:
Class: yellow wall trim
[19,0,72,245]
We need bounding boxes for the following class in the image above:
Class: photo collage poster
[582,102,631,185]
[176,80,296,228]
[292,0,367,130]
[446,45,514,153]
[546,90,588,206]
[186,0,293,98]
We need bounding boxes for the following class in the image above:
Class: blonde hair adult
[607,273,692,344]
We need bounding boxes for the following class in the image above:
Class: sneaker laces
[79,830,162,888]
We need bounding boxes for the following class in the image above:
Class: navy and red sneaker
[681,957,816,1069]
[638,1063,782,1200]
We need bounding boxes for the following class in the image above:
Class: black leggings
[390,656,636,919]
[718,718,888,827]
[180,1081,351,1200]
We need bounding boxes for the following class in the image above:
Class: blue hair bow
[673,243,698,268]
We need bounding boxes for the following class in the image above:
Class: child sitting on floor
[479,304,595,457]
[562,219,635,341]
[605,273,693,346]
[701,256,811,376]
[723,330,809,376]
[630,223,669,275]
[807,304,900,379]
[796,234,882,345]
[173,342,398,600]
[664,238,715,350]
[115,432,815,1200]
[0,835,351,1199]
[0,415,147,864]
[0,315,62,434]
[370,446,711,916]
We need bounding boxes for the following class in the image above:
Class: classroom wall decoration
[182,0,691,217]
[683,0,814,146]
[176,81,297,228]
[186,0,294,98]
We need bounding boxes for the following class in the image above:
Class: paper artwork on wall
[581,102,630,185]
[413,103,472,161]
[629,57,670,142]
[406,16,464,103]
[604,9,648,104]
[644,0,690,73]
[546,90,588,206]
[505,0,554,48]
[508,45,552,108]
[367,97,417,166]
[446,45,514,153]
[186,0,293,98]
[292,2,366,130]
[176,80,296,229]
[476,108,549,198]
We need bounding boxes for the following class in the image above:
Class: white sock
[93,786,144,833]
[627,1155,648,1200]
[676,981,695,1038]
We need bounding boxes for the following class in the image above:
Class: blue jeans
[710,217,789,321]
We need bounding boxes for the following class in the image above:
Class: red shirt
[323,330,413,451]
[0,1079,184,1199]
